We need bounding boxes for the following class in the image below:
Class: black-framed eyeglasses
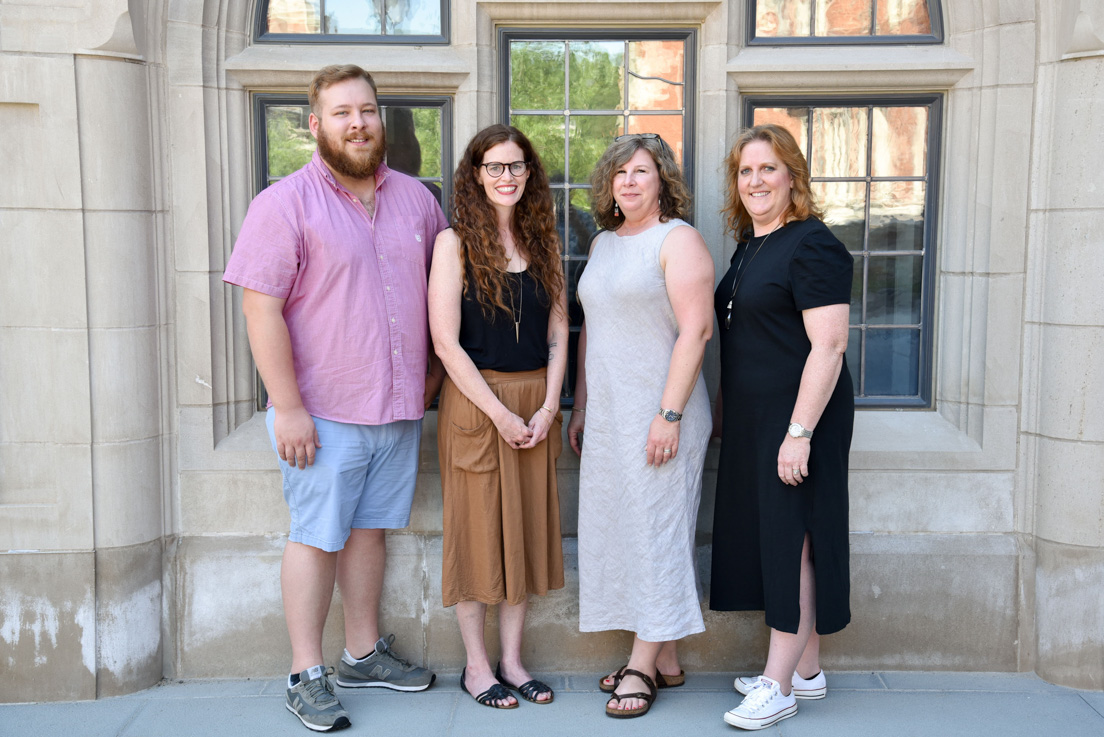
[614,133,660,142]
[479,161,529,177]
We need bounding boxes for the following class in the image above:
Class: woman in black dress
[710,124,854,731]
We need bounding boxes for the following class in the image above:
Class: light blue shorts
[266,409,423,552]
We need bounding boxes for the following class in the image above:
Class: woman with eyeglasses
[566,133,714,719]
[710,124,854,731]
[428,124,567,709]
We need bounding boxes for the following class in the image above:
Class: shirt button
[393,349,399,355]
[415,234,422,242]
[391,317,396,323]
[385,286,391,291]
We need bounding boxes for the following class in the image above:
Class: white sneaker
[734,670,826,700]
[723,676,797,730]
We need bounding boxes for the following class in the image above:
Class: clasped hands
[495,405,556,450]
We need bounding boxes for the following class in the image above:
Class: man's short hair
[308,65,378,115]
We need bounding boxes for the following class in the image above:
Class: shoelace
[303,673,337,705]
[739,680,779,712]
[380,635,413,668]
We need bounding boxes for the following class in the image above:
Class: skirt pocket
[448,417,499,474]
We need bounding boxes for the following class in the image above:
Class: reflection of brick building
[627,40,685,161]
[267,0,321,33]
[757,0,931,36]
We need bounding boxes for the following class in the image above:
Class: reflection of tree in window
[385,107,442,201]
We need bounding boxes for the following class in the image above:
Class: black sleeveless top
[459,269,549,371]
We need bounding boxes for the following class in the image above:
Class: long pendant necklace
[724,223,781,330]
[508,272,523,343]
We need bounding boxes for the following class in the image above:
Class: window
[746,95,941,407]
[252,93,452,408]
[750,0,943,44]
[499,29,696,398]
[257,0,448,43]
[253,93,451,205]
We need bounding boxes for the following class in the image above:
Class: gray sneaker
[286,666,351,732]
[336,634,435,691]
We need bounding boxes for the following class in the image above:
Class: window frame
[747,0,944,46]
[742,92,942,408]
[254,0,450,45]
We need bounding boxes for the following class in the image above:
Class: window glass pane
[846,327,862,394]
[565,260,587,327]
[627,40,684,111]
[869,181,924,252]
[267,0,321,33]
[815,180,866,251]
[867,255,922,325]
[876,0,932,35]
[627,114,684,162]
[384,107,440,179]
[324,0,383,34]
[753,107,809,153]
[511,114,565,184]
[551,188,567,253]
[816,0,872,36]
[864,328,920,396]
[568,189,598,256]
[570,115,621,183]
[871,106,928,178]
[756,0,812,37]
[266,105,315,178]
[511,41,565,111]
[810,107,868,178]
[568,41,624,111]
[387,0,441,35]
[849,259,864,324]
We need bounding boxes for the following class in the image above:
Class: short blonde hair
[722,124,822,238]
[590,135,691,232]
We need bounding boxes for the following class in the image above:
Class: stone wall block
[0,442,94,550]
[88,326,161,442]
[0,55,82,209]
[828,533,1020,670]
[0,209,87,329]
[1034,538,1104,689]
[168,85,212,274]
[0,327,91,444]
[983,274,1024,406]
[1045,58,1104,210]
[997,22,1038,86]
[84,211,158,329]
[165,20,205,88]
[175,272,217,407]
[91,438,164,547]
[94,540,163,697]
[940,86,977,274]
[74,57,153,212]
[1039,210,1104,327]
[1035,435,1104,547]
[850,471,1014,533]
[1036,323,1104,443]
[986,87,1032,274]
[0,552,96,703]
[178,470,288,536]
[998,0,1036,25]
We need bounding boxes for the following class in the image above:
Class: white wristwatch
[787,422,813,439]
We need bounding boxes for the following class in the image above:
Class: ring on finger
[663,449,672,454]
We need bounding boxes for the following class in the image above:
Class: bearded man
[223,65,449,733]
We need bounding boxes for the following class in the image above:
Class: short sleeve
[790,222,854,311]
[222,187,301,299]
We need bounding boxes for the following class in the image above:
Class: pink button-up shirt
[224,152,449,425]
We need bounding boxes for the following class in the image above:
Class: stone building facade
[1,0,1102,702]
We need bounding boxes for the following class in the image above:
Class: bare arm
[427,229,533,448]
[647,225,715,467]
[241,288,320,469]
[777,302,849,486]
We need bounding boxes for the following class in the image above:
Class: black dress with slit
[709,217,855,636]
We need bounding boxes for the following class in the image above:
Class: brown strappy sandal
[600,665,684,692]
[604,668,657,719]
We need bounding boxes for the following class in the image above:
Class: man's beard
[316,122,386,180]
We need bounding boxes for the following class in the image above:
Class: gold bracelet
[573,407,586,412]
[539,405,554,416]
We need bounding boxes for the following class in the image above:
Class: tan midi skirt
[439,368,565,607]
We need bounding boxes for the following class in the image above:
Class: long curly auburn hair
[452,124,564,319]
[722,124,823,239]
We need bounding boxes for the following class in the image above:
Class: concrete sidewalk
[3,671,1102,737]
